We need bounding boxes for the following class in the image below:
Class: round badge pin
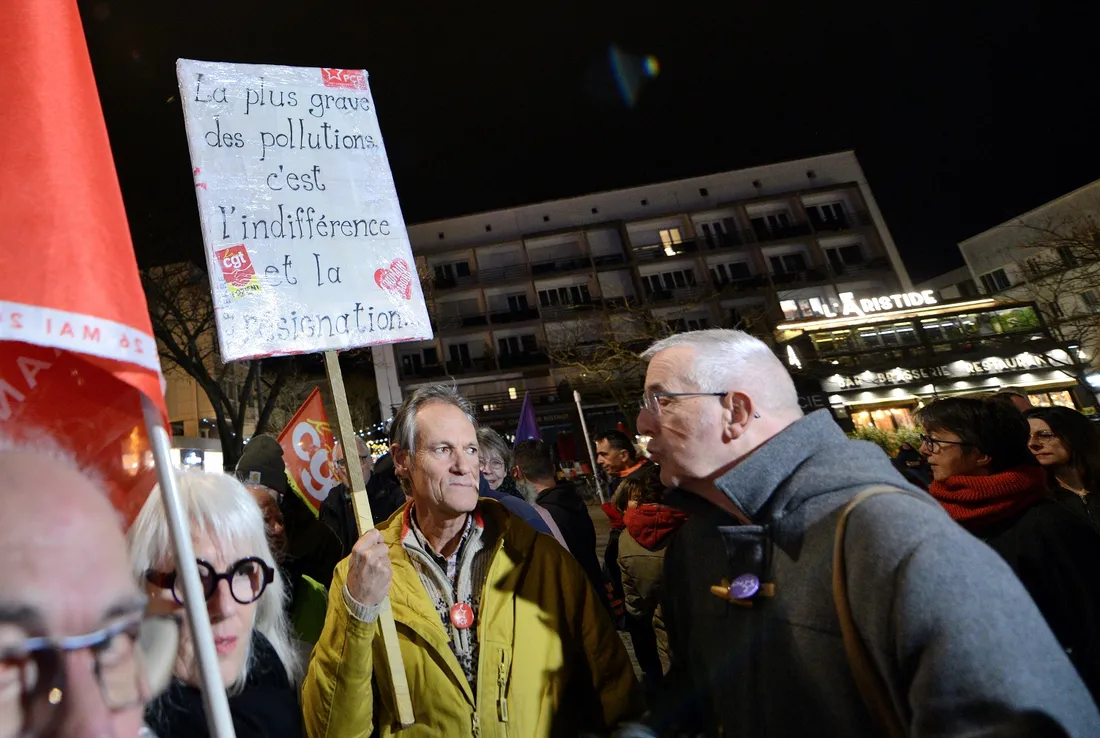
[729,573,761,600]
[450,602,475,630]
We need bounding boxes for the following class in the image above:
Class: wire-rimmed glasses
[918,433,972,454]
[639,390,729,418]
[0,612,180,738]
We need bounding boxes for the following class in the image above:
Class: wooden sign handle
[324,350,415,728]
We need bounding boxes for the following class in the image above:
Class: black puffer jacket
[318,453,406,555]
[536,481,606,596]
[145,632,302,738]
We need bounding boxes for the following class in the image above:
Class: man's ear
[511,465,525,481]
[391,443,411,479]
[723,392,755,440]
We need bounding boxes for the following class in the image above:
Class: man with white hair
[627,329,1100,737]
[302,384,641,737]
[0,437,177,737]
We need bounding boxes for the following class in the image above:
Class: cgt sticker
[215,245,261,300]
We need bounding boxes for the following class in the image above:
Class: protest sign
[277,387,338,511]
[177,59,418,726]
[176,60,432,362]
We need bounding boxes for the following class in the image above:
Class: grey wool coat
[642,410,1100,737]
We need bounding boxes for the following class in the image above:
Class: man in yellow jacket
[302,384,641,737]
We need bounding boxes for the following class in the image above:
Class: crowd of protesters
[8,328,1100,736]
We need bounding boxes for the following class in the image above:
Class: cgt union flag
[0,0,167,525]
[278,387,340,511]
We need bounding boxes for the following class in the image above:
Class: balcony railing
[398,362,447,380]
[827,256,891,278]
[752,221,814,243]
[469,379,644,414]
[434,313,489,330]
[644,285,710,304]
[808,210,873,233]
[713,275,770,294]
[445,357,496,375]
[540,301,601,320]
[432,274,479,292]
[488,307,540,324]
[477,263,530,283]
[498,351,550,370]
[632,240,701,262]
[592,253,627,267]
[769,268,829,287]
[530,255,592,276]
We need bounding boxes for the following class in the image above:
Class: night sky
[80,0,1100,282]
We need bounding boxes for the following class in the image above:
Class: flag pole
[324,350,415,727]
[142,395,236,738]
[573,390,604,503]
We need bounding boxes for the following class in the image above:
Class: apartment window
[1045,301,1066,319]
[433,261,470,283]
[826,244,866,271]
[979,268,1011,293]
[699,219,739,248]
[659,228,683,256]
[750,211,791,239]
[711,261,752,284]
[455,261,471,277]
[170,421,185,436]
[538,285,591,307]
[1059,246,1080,268]
[769,252,809,275]
[498,335,538,355]
[401,354,422,375]
[806,202,847,230]
[1082,290,1100,313]
[957,279,979,298]
[507,294,529,311]
[643,269,696,295]
[423,347,439,365]
[448,343,471,367]
[686,317,709,330]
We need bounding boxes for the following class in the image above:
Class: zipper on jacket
[497,649,509,722]
[471,711,481,737]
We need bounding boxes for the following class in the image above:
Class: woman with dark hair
[918,396,1100,699]
[1026,405,1100,532]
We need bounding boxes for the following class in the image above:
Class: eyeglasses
[1029,430,1058,444]
[918,433,973,454]
[0,612,180,738]
[145,557,274,606]
[639,390,729,418]
[479,458,505,472]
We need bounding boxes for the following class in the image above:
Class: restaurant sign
[823,352,1060,393]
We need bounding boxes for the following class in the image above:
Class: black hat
[235,435,288,496]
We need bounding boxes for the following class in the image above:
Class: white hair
[640,329,800,414]
[127,471,300,693]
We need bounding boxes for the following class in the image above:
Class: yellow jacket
[302,499,641,737]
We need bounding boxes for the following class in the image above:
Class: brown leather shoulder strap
[833,485,908,738]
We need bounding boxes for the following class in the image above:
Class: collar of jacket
[377,498,528,707]
[714,409,844,524]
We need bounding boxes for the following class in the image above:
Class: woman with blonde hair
[128,471,303,737]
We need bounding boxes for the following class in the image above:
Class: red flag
[0,0,166,524]
[277,388,339,511]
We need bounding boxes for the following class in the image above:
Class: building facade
[777,296,1089,431]
[374,151,911,436]
[956,177,1100,380]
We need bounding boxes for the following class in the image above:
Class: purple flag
[513,391,542,449]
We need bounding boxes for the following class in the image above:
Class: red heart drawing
[375,258,413,300]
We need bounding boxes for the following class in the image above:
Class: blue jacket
[479,474,552,536]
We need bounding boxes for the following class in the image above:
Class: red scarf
[929,466,1047,533]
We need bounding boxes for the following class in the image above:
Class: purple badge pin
[729,573,760,600]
